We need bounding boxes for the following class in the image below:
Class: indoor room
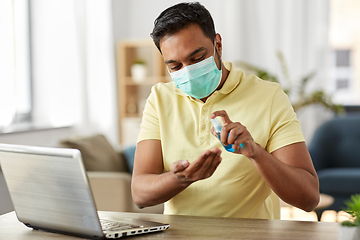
[1,0,360,239]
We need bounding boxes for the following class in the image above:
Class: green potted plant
[131,59,147,83]
[338,194,360,240]
[234,51,344,115]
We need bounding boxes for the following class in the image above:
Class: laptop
[0,143,169,239]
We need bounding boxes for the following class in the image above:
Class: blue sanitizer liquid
[215,132,235,152]
[210,118,235,152]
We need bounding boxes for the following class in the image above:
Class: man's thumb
[171,160,189,173]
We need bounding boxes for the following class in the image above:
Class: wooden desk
[0,211,339,240]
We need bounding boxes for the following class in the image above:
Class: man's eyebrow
[164,59,177,65]
[164,47,207,65]
[188,47,207,58]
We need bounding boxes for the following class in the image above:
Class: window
[334,49,351,90]
[329,0,360,106]
[0,0,32,132]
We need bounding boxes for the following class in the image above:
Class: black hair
[150,2,216,53]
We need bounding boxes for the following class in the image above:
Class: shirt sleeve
[137,86,161,143]
[266,86,305,153]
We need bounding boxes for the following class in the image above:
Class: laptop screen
[0,144,104,238]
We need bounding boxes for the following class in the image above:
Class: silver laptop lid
[0,143,104,238]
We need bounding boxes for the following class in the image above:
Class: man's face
[159,24,221,73]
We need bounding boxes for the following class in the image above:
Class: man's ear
[215,33,222,58]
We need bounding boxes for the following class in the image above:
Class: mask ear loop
[214,41,222,71]
[213,40,223,91]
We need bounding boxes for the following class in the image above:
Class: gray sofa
[308,114,360,219]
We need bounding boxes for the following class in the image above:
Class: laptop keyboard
[100,219,140,231]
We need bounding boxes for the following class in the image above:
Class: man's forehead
[159,25,212,60]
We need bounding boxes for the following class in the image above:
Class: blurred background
[0,0,359,218]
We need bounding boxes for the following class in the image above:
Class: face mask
[169,45,222,99]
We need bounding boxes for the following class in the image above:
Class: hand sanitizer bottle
[210,118,235,152]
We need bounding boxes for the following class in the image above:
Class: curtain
[217,0,329,90]
[0,0,16,128]
[26,0,118,145]
[212,0,331,143]
[0,0,31,129]
[73,0,118,145]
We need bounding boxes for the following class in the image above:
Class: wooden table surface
[0,211,339,240]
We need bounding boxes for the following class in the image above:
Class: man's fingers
[210,110,257,157]
[204,154,222,178]
[210,147,222,156]
[210,127,216,136]
[225,122,246,144]
[173,148,222,182]
[192,148,222,179]
[196,152,216,175]
[170,160,190,174]
[210,110,232,125]
[186,150,211,172]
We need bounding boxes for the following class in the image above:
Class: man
[131,2,319,219]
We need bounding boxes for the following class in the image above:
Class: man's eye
[171,65,182,71]
[194,55,205,62]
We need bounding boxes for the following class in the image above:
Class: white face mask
[169,44,222,99]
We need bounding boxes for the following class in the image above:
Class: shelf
[116,39,169,144]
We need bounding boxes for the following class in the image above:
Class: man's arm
[252,142,319,212]
[131,139,222,208]
[211,110,319,212]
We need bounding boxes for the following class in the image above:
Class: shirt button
[202,125,206,131]
[203,108,208,112]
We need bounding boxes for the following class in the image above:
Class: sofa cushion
[122,145,136,174]
[60,134,128,172]
[309,116,360,169]
[318,168,360,194]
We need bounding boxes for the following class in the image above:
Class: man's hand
[210,110,320,212]
[132,140,223,208]
[170,148,222,184]
[210,110,259,158]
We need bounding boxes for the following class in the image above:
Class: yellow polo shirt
[137,62,305,219]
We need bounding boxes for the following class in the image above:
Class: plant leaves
[233,52,344,114]
[341,194,360,226]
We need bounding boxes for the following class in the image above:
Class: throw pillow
[122,145,136,174]
[60,134,128,172]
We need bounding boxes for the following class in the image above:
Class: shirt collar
[218,62,242,95]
